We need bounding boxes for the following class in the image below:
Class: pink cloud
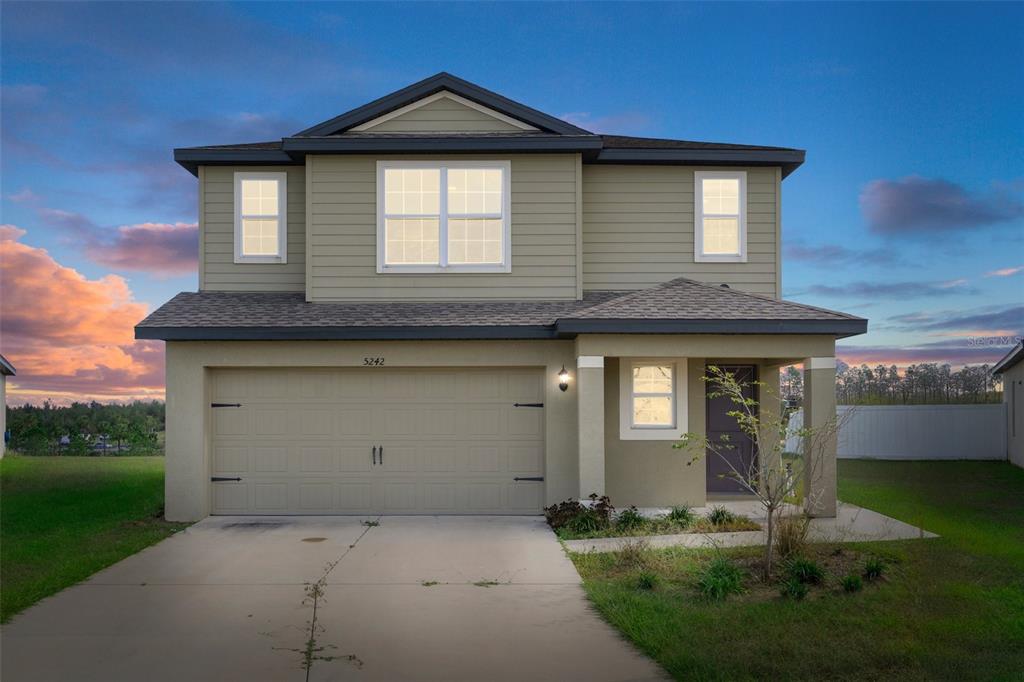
[86,222,198,277]
[0,226,164,404]
[35,206,198,277]
[985,265,1023,277]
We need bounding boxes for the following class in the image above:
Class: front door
[705,365,758,494]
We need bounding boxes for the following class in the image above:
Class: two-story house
[137,73,865,522]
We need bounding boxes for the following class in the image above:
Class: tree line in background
[781,362,1002,406]
[5,401,165,456]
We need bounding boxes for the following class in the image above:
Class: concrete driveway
[1,516,666,682]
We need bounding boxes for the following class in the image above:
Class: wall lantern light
[558,366,570,392]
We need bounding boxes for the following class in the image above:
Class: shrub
[587,494,615,524]
[696,556,745,600]
[565,510,604,535]
[544,499,586,530]
[635,571,659,591]
[784,557,825,585]
[666,505,695,526]
[864,557,886,581]
[841,574,863,593]
[544,495,614,530]
[706,506,737,526]
[616,506,646,532]
[616,539,651,569]
[774,514,809,559]
[780,577,809,600]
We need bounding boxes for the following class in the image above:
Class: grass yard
[1,455,189,622]
[570,460,1024,681]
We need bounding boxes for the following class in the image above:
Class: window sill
[376,264,512,274]
[234,255,287,265]
[618,426,686,441]
[694,253,748,264]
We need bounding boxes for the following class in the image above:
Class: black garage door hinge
[513,476,544,482]
[513,402,544,408]
[211,403,242,408]
[211,476,242,482]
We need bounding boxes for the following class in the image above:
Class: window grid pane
[385,218,440,265]
[633,396,673,426]
[448,218,502,265]
[241,219,279,256]
[703,217,740,255]
[702,178,739,214]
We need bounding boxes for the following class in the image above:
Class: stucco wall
[604,358,707,508]
[1,374,6,458]
[164,340,579,521]
[1003,362,1024,468]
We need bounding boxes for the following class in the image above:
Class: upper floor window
[234,172,287,263]
[377,161,511,273]
[694,171,746,263]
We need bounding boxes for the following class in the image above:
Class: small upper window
[234,172,287,263]
[695,171,746,263]
[378,161,510,273]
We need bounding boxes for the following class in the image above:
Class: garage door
[208,367,546,515]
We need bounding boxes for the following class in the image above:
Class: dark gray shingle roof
[136,278,865,341]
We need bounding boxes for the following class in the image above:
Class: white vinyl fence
[786,404,1007,460]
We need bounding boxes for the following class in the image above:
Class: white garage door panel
[209,368,545,515]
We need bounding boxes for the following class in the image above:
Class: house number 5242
[363,357,385,366]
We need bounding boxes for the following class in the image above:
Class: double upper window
[695,171,747,263]
[233,172,287,263]
[377,160,511,273]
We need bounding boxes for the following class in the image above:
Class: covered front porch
[573,333,840,517]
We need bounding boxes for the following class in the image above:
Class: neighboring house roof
[173,72,805,178]
[135,278,866,341]
[0,354,15,376]
[992,342,1024,375]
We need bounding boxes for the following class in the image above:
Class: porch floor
[562,501,938,553]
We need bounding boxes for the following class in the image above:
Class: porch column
[577,355,605,498]
[802,357,837,517]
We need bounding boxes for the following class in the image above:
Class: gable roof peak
[294,72,593,138]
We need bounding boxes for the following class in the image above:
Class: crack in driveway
[276,515,382,680]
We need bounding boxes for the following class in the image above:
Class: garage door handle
[513,403,544,408]
[211,476,242,482]
[513,477,544,482]
[372,446,378,465]
[379,446,383,465]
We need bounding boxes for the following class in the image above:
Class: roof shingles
[136,278,865,341]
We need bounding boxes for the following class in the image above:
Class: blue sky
[1,1,1022,402]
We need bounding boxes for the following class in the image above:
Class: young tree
[674,365,843,579]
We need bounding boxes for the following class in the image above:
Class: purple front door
[705,365,758,494]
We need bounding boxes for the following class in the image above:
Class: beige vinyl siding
[308,154,579,301]
[357,96,525,133]
[582,165,780,297]
[201,166,306,292]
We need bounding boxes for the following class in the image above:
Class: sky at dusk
[1,1,1022,405]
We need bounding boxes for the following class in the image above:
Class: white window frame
[694,170,747,263]
[376,160,512,274]
[233,171,287,264]
[619,359,689,441]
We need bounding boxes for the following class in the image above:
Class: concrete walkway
[564,501,937,553]
[1,516,666,682]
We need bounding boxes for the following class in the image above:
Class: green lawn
[570,460,1024,681]
[1,455,189,622]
